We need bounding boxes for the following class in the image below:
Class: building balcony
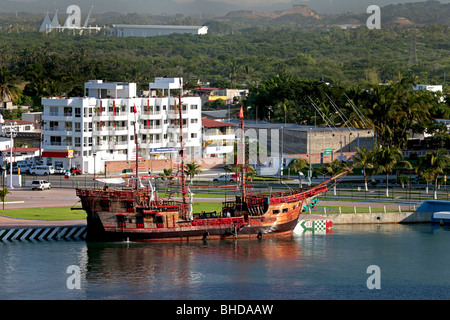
[203,134,236,141]
[93,127,129,136]
[42,143,73,151]
[139,125,162,134]
[42,98,72,106]
[140,111,163,118]
[93,111,129,121]
[205,145,234,154]
[93,141,128,151]
[43,113,81,122]
[167,126,188,133]
[140,140,163,149]
[43,127,75,136]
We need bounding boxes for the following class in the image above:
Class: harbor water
[1,223,449,300]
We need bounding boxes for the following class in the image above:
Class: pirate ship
[76,92,349,242]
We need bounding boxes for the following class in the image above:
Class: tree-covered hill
[0,1,449,112]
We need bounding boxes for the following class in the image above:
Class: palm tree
[419,149,450,199]
[0,187,11,202]
[287,158,309,188]
[351,147,374,191]
[158,168,174,181]
[0,67,21,114]
[373,146,411,197]
[159,168,175,193]
[419,170,434,194]
[323,160,348,195]
[184,161,202,184]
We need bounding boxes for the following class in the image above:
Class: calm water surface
[1,224,449,300]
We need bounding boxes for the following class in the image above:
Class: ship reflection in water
[84,236,306,300]
[81,224,450,300]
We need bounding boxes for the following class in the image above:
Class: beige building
[224,119,375,164]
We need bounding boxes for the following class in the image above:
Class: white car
[29,165,55,175]
[213,174,236,182]
[31,180,51,190]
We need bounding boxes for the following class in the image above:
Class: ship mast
[178,83,188,219]
[133,104,139,190]
[239,105,246,203]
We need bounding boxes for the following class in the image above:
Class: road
[2,188,80,209]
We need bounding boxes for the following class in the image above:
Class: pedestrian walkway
[0,215,85,230]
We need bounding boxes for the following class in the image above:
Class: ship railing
[191,217,245,228]
[138,205,180,214]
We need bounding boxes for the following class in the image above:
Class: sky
[1,0,449,15]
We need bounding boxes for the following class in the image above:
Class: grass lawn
[193,202,222,213]
[0,207,87,221]
[0,203,223,221]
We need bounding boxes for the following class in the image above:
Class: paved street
[3,188,80,209]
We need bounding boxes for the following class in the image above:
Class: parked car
[54,167,66,175]
[70,167,82,175]
[31,180,51,190]
[29,165,55,175]
[213,174,236,182]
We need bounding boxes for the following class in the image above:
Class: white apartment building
[41,78,202,174]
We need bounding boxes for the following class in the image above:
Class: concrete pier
[323,211,432,225]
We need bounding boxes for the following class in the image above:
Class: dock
[0,216,86,241]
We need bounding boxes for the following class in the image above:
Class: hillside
[220,5,321,20]
[213,0,450,28]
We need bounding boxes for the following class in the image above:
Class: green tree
[351,147,375,191]
[419,149,450,199]
[322,160,348,195]
[419,170,434,194]
[0,187,11,202]
[0,67,21,113]
[373,146,411,197]
[287,158,309,188]
[184,161,202,184]
[158,168,174,181]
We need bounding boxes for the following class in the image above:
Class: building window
[50,136,61,146]
[49,107,58,116]
[191,105,198,110]
[190,119,198,124]
[191,133,197,139]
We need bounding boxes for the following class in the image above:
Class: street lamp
[1,164,5,209]
[4,122,17,189]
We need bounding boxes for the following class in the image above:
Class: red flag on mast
[238,105,243,119]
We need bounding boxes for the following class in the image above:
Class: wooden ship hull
[76,184,329,242]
